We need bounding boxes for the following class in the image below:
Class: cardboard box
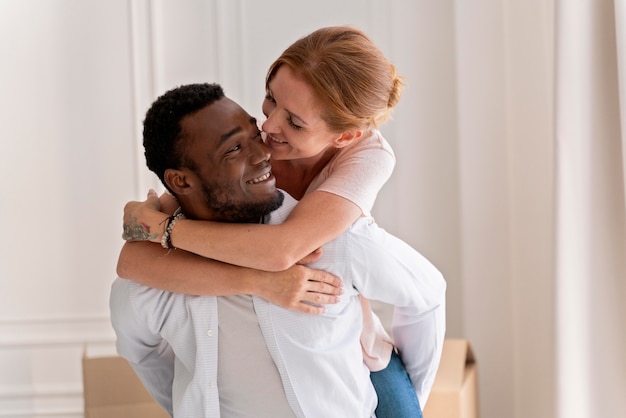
[82,350,169,418]
[423,339,479,418]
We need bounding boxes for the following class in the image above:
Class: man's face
[180,97,283,222]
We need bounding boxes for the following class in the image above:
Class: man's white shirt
[110,193,446,418]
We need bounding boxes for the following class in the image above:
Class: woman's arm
[117,241,343,314]
[124,190,362,271]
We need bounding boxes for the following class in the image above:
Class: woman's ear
[164,168,194,195]
[333,130,363,148]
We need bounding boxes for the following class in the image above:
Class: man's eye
[226,144,242,154]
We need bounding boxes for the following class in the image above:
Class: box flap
[430,339,475,391]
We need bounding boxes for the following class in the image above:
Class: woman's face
[261,65,342,162]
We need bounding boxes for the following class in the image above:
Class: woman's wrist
[160,208,185,249]
[237,268,267,297]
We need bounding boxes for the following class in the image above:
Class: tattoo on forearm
[122,216,158,241]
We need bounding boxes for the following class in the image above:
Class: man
[110,83,446,417]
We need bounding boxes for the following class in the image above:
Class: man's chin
[261,190,284,213]
[211,190,284,222]
[253,189,284,219]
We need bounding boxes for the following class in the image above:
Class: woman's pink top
[307,129,396,371]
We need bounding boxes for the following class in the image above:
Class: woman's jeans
[370,350,423,418]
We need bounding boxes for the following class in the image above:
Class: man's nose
[250,139,271,164]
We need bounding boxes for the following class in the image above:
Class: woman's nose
[261,110,279,134]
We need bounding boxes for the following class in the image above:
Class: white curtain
[555,2,626,418]
[617,0,626,207]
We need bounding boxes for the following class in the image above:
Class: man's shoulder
[111,276,172,305]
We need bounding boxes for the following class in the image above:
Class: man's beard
[200,182,284,222]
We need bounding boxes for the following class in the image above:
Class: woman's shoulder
[346,129,394,156]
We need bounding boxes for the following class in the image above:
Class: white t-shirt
[217,295,295,417]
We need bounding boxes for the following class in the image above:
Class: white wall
[0,1,559,417]
[1,1,136,416]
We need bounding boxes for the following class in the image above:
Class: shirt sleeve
[110,278,175,416]
[346,219,447,405]
[314,132,395,216]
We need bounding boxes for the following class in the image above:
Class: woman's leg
[370,350,423,418]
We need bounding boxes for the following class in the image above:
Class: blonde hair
[266,26,404,132]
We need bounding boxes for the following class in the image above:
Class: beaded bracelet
[160,207,186,249]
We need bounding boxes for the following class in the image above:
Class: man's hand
[257,264,343,315]
[122,189,171,243]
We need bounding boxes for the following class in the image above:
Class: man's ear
[333,130,363,148]
[164,168,194,195]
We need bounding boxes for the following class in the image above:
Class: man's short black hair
[143,83,225,192]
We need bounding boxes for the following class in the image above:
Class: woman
[120,26,423,417]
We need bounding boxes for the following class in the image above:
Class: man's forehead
[183,98,254,141]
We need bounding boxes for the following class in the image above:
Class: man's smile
[247,171,272,184]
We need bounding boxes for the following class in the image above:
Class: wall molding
[0,317,116,418]
[0,316,115,349]
[214,0,245,99]
[0,386,83,416]
[0,410,82,418]
[129,0,162,197]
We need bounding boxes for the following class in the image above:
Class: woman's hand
[122,189,173,243]
[256,264,343,314]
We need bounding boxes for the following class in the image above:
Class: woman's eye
[264,94,276,103]
[287,117,303,130]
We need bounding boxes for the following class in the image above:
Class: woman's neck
[272,147,337,200]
